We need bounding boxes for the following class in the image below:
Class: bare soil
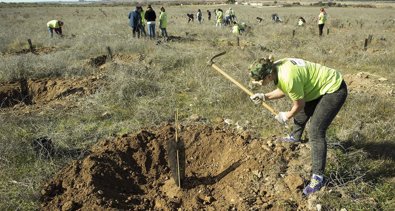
[0,76,104,108]
[40,123,314,211]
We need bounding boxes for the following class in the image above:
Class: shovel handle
[211,63,277,116]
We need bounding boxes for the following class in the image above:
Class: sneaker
[303,175,324,196]
[278,135,300,143]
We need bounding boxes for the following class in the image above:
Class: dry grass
[0,2,394,210]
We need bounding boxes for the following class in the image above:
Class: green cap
[249,58,273,81]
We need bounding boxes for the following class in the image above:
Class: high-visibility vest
[47,20,60,28]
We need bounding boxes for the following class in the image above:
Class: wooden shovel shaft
[211,63,277,116]
[175,109,181,188]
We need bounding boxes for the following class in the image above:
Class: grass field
[0,2,394,210]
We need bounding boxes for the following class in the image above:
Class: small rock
[203,195,215,204]
[274,146,285,154]
[101,112,111,119]
[213,117,223,123]
[284,174,304,190]
[316,204,322,211]
[224,118,234,125]
[188,114,200,121]
[62,201,77,211]
[267,140,273,147]
[252,170,263,179]
[97,190,104,195]
[261,144,272,152]
[96,199,103,205]
[378,77,388,82]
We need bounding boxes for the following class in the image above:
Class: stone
[188,114,201,121]
[62,201,77,211]
[284,174,304,191]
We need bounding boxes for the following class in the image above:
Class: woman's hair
[249,56,275,81]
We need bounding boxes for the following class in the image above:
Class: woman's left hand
[275,112,289,124]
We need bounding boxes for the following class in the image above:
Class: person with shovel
[248,56,348,195]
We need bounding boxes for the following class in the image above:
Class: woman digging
[248,56,348,195]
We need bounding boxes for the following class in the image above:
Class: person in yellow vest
[216,9,223,27]
[318,8,327,36]
[47,20,64,38]
[159,7,168,38]
[232,22,240,35]
[298,17,306,26]
[139,7,147,37]
[249,56,347,196]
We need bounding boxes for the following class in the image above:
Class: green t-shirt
[159,12,167,28]
[47,20,60,28]
[318,12,327,24]
[275,58,343,102]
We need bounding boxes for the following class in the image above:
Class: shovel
[167,109,185,188]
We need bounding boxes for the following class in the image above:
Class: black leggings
[318,24,325,36]
[292,81,348,175]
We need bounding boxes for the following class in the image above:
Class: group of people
[214,7,237,27]
[46,7,327,39]
[128,5,168,39]
[184,8,245,35]
[185,8,237,28]
[271,8,327,36]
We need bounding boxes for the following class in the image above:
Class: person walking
[144,5,157,39]
[159,7,168,39]
[224,8,232,25]
[197,9,203,24]
[248,56,348,196]
[216,9,223,27]
[230,7,236,22]
[47,20,64,38]
[207,10,211,21]
[318,8,327,36]
[128,6,142,38]
[187,13,194,23]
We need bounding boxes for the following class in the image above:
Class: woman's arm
[265,88,286,100]
[286,99,305,119]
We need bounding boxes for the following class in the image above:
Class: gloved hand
[250,93,266,105]
[275,112,289,124]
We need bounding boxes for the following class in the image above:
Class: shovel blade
[167,138,185,188]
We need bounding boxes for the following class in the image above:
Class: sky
[0,0,96,2]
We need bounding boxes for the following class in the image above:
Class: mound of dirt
[40,123,314,210]
[0,76,104,108]
[2,46,58,55]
